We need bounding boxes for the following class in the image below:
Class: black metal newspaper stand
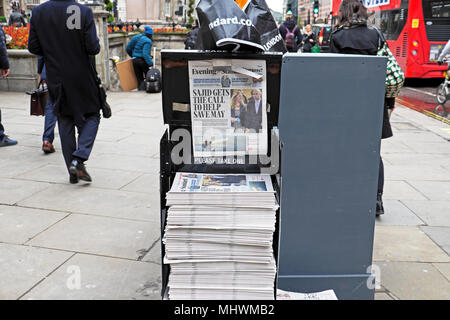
[159,50,284,298]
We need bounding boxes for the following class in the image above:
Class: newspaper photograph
[188,59,268,157]
[170,172,274,193]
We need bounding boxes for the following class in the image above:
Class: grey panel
[277,53,387,299]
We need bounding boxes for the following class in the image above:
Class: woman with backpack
[330,0,396,217]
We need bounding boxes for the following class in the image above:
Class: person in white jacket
[438,39,450,64]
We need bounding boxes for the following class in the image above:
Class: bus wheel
[436,83,447,104]
[434,104,448,117]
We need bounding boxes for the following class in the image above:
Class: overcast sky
[265,0,284,13]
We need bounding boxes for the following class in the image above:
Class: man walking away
[279,10,302,53]
[28,0,101,184]
[0,27,17,147]
[126,26,154,90]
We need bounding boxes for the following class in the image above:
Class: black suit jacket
[245,97,263,132]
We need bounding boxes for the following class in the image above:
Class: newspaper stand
[159,50,284,298]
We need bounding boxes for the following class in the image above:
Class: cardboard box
[116,59,138,91]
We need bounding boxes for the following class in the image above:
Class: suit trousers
[57,113,100,172]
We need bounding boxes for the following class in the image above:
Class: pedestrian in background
[301,24,317,52]
[126,26,154,90]
[37,56,57,154]
[330,0,392,217]
[0,27,17,147]
[184,20,199,50]
[8,8,27,27]
[279,10,302,53]
[29,0,101,184]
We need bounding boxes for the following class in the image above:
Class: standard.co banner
[188,59,268,158]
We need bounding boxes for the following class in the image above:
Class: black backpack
[145,67,162,93]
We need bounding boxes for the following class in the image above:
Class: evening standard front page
[188,59,268,158]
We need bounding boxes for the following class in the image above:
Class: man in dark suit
[0,28,17,147]
[244,89,263,133]
[28,0,101,184]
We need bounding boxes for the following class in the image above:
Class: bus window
[373,9,407,41]
[422,0,450,18]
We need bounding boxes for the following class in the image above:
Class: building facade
[124,0,190,24]
[298,0,333,26]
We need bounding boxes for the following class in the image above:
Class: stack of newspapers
[164,172,278,300]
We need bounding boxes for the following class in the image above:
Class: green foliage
[187,0,195,24]
[0,16,6,22]
[107,14,114,23]
[106,2,114,12]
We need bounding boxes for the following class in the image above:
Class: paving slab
[0,243,73,300]
[375,200,424,226]
[27,214,159,260]
[16,164,143,190]
[373,226,450,263]
[382,180,428,201]
[380,139,415,154]
[383,164,450,181]
[407,181,450,201]
[21,253,161,300]
[0,178,51,205]
[374,292,395,300]
[120,173,159,194]
[420,226,450,255]
[392,131,448,143]
[400,141,450,154]
[0,205,68,244]
[141,240,162,265]
[381,153,450,167]
[402,200,450,226]
[433,263,450,282]
[87,153,157,173]
[18,184,158,221]
[377,261,450,300]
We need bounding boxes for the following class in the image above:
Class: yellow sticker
[412,19,419,28]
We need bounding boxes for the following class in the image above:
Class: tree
[187,0,195,24]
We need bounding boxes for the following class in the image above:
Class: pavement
[0,91,449,300]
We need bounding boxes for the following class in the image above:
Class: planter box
[0,49,38,92]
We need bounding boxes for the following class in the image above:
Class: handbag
[26,80,48,116]
[94,74,112,119]
[89,59,112,119]
[311,44,321,53]
[374,28,405,98]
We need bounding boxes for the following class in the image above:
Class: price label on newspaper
[188,59,268,158]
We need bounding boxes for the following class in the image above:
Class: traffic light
[313,0,319,15]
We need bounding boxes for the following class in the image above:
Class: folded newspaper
[188,59,268,158]
[164,172,278,300]
[276,289,338,300]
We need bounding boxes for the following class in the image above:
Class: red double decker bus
[332,0,450,78]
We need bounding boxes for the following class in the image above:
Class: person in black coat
[28,0,101,184]
[0,28,18,147]
[330,0,392,217]
[184,20,199,50]
[301,24,317,52]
